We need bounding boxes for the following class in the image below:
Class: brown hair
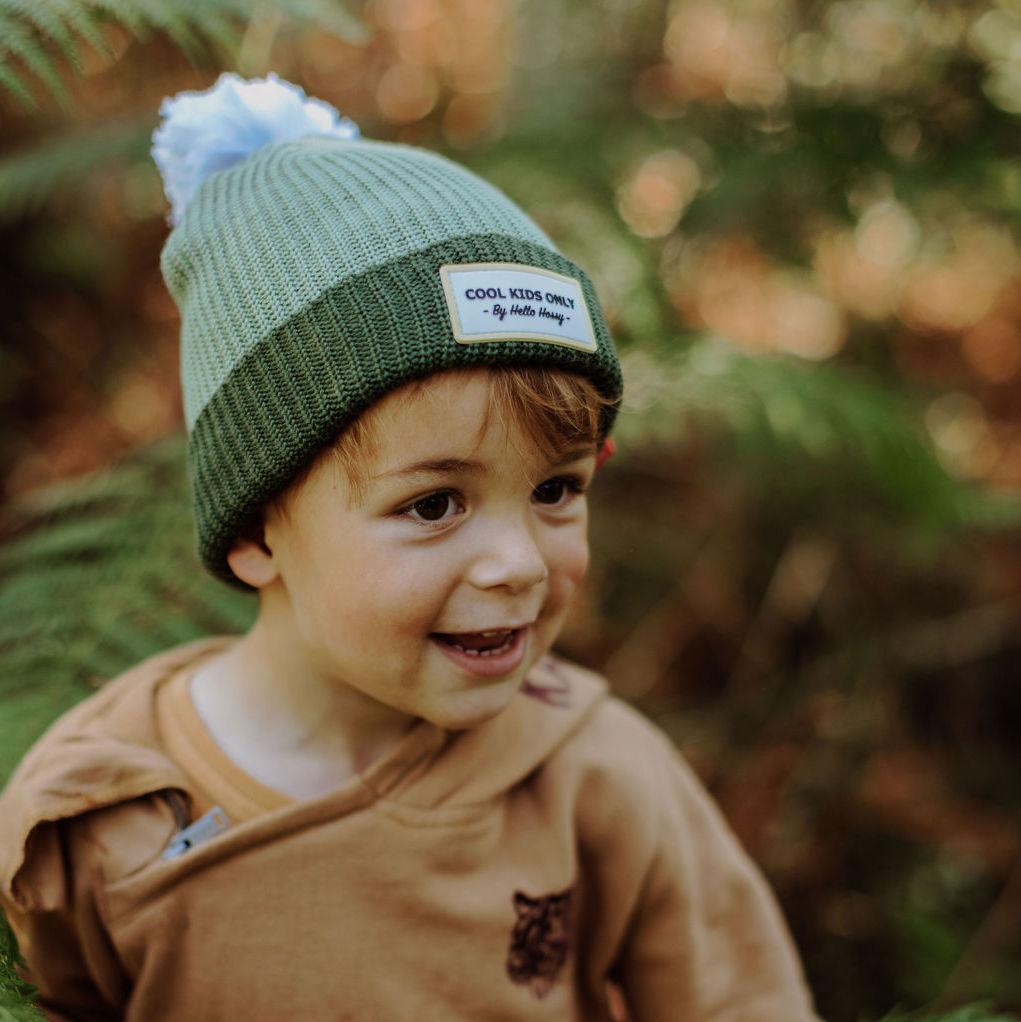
[255,365,616,530]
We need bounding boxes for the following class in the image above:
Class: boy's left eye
[532,475,585,506]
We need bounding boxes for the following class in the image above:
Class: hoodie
[0,637,819,1021]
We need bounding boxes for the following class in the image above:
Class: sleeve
[614,735,820,1022]
[1,821,129,1021]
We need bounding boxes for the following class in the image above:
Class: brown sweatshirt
[0,637,819,1021]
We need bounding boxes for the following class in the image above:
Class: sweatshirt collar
[0,638,606,908]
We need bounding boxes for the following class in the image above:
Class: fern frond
[4,0,84,74]
[37,0,112,59]
[617,338,1021,537]
[0,57,35,108]
[118,0,213,61]
[261,0,371,43]
[82,0,148,37]
[181,3,243,63]
[0,911,42,1020]
[877,1003,1018,1022]
[0,9,70,108]
[0,432,256,783]
[0,0,371,106]
[0,120,151,221]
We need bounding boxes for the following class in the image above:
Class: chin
[427,682,520,731]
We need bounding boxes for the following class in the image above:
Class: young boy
[0,75,820,1020]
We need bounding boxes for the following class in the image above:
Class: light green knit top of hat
[161,129,622,588]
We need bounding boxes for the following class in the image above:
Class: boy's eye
[533,475,585,507]
[408,491,459,522]
[396,476,586,524]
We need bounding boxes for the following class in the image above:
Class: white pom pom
[152,72,360,225]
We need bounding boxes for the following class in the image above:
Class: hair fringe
[260,366,615,528]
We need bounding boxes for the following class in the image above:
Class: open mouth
[428,626,530,677]
[431,629,517,657]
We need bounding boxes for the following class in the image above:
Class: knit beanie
[153,73,623,588]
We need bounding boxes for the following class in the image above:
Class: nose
[467,514,549,594]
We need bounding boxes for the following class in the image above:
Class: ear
[226,519,279,588]
[595,437,616,470]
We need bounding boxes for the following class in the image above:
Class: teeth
[447,632,516,657]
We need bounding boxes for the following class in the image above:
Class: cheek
[347,555,457,635]
[550,527,590,590]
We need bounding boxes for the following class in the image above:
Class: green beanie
[154,74,622,588]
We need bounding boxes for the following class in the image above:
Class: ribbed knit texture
[161,135,622,587]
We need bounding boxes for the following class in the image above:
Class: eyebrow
[372,446,595,481]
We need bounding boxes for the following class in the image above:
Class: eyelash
[395,474,588,527]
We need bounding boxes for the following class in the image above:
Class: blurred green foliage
[0,435,256,781]
[879,1006,1018,1022]
[0,0,368,108]
[0,910,40,1021]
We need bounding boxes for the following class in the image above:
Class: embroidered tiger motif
[505,887,574,998]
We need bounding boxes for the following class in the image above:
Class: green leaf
[0,10,70,107]
[0,58,35,109]
[614,338,1021,539]
[0,0,371,104]
[126,0,209,61]
[268,0,371,44]
[84,0,149,38]
[0,120,152,221]
[0,912,41,1020]
[0,433,256,783]
[876,1002,1019,1022]
[2,0,83,74]
[37,0,112,59]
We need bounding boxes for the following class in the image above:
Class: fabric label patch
[440,262,597,353]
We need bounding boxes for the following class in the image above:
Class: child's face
[256,369,596,729]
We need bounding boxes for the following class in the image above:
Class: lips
[429,626,530,677]
[432,629,516,656]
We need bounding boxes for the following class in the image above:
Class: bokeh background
[2,2,1021,1020]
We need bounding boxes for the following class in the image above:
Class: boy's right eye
[401,491,462,524]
